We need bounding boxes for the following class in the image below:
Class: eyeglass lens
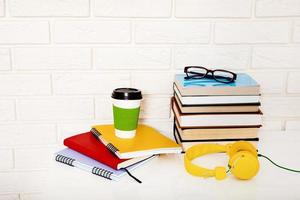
[186,67,207,79]
[213,70,235,83]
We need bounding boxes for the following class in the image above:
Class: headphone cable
[258,153,300,173]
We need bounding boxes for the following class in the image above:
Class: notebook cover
[91,124,182,159]
[56,148,123,177]
[175,73,259,88]
[64,132,129,170]
[174,74,260,96]
[55,148,156,180]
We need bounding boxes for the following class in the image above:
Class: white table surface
[42,131,300,200]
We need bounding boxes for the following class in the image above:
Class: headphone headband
[184,144,229,180]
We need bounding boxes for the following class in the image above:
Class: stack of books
[171,73,263,152]
[55,124,181,182]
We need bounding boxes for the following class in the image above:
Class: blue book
[174,73,260,96]
[55,148,156,181]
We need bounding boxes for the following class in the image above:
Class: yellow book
[91,124,182,159]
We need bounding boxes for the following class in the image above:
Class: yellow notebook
[91,124,182,159]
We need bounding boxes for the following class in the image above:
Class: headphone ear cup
[229,151,260,180]
[228,141,257,158]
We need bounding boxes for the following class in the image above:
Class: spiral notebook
[55,148,156,181]
[91,124,181,159]
[63,131,153,170]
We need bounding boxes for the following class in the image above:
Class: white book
[172,100,263,128]
[174,84,260,105]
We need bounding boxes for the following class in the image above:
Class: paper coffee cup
[111,88,142,139]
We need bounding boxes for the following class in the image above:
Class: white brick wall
[17,98,94,120]
[140,96,171,119]
[175,0,252,18]
[13,48,91,70]
[0,74,51,95]
[52,73,130,94]
[0,0,300,197]
[135,21,211,44]
[58,121,101,141]
[0,194,19,200]
[0,149,13,170]
[0,124,56,146]
[94,47,171,70]
[256,0,300,17]
[174,46,250,70]
[249,71,286,94]
[53,21,131,44]
[215,21,291,44]
[95,96,113,120]
[287,72,300,93]
[20,193,42,200]
[131,72,174,94]
[0,49,10,70]
[293,21,300,42]
[94,0,172,17]
[0,171,46,193]
[286,120,300,130]
[0,100,15,121]
[252,46,300,69]
[10,0,89,17]
[0,21,49,44]
[262,97,300,117]
[0,0,4,16]
[14,147,54,169]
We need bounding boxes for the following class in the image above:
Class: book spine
[173,118,179,144]
[92,167,113,180]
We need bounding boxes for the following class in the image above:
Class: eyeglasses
[184,66,237,83]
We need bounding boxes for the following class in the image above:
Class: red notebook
[64,132,150,170]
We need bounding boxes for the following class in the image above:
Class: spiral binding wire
[55,154,75,166]
[90,128,119,154]
[106,143,119,154]
[92,167,113,180]
[91,128,101,137]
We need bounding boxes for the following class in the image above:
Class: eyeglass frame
[184,66,237,83]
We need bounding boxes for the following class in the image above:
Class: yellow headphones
[184,141,260,180]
